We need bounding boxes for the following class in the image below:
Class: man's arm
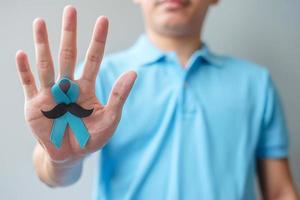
[257,158,299,200]
[16,5,136,187]
[33,144,84,187]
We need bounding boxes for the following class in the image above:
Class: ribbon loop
[42,76,92,149]
[51,77,80,104]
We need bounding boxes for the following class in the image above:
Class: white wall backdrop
[0,0,299,199]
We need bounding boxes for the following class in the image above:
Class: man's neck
[147,30,202,68]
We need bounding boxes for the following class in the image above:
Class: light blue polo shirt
[75,34,289,200]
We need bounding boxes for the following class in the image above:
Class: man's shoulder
[217,54,271,83]
[209,53,275,100]
[220,55,268,75]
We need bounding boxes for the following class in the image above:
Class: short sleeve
[74,61,109,105]
[256,72,289,159]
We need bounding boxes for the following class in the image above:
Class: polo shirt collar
[130,33,223,67]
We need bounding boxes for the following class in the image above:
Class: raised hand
[15,5,137,163]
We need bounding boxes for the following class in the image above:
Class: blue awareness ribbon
[49,76,90,149]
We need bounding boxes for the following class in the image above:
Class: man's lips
[157,0,189,9]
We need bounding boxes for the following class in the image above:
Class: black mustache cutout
[41,103,94,119]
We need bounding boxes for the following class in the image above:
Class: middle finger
[58,5,77,80]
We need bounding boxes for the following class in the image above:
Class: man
[15,0,299,199]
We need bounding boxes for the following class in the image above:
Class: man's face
[134,0,218,37]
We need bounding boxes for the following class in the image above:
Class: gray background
[0,0,299,199]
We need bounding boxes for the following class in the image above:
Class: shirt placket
[166,52,201,118]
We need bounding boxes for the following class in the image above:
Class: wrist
[34,143,84,169]
[33,143,84,187]
[43,154,83,187]
[44,153,84,169]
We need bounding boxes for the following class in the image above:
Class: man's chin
[158,19,189,30]
[155,23,192,37]
[157,14,188,26]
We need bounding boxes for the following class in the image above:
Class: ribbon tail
[50,116,68,149]
[67,113,90,149]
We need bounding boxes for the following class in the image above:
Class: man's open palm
[15,6,137,162]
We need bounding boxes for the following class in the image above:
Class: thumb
[106,70,137,113]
